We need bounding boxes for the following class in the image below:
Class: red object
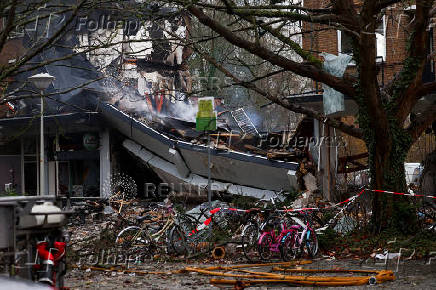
[209,208,221,214]
[203,217,212,226]
[155,92,164,113]
[36,242,54,261]
[36,241,66,264]
[53,242,66,262]
[6,102,15,112]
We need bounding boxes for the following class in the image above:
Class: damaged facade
[0,3,309,200]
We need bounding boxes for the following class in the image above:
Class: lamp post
[28,73,55,195]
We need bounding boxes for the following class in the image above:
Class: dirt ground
[65,257,436,289]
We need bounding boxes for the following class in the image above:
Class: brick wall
[302,2,435,85]
[302,2,435,163]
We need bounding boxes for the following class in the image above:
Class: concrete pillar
[100,129,111,198]
[320,124,336,201]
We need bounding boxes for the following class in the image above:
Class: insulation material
[321,53,352,116]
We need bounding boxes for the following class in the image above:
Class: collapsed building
[0,2,315,201]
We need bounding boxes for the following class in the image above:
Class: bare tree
[0,0,181,105]
[169,0,436,232]
[183,2,307,130]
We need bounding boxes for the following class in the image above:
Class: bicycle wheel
[257,233,273,261]
[279,231,298,261]
[304,229,318,258]
[169,225,189,256]
[241,223,259,261]
[115,227,154,261]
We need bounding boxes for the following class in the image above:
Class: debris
[303,173,317,193]
[103,206,115,215]
[375,252,401,260]
[333,215,356,234]
[211,246,226,260]
[185,263,395,286]
[72,264,180,276]
[243,144,268,156]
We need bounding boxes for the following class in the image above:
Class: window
[338,31,353,55]
[422,28,434,82]
[375,16,386,61]
[337,16,386,61]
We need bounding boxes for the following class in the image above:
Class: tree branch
[0,0,87,82]
[0,0,18,54]
[194,3,333,14]
[222,0,322,66]
[192,42,363,139]
[186,4,357,97]
[0,76,104,104]
[375,0,404,11]
[392,0,435,122]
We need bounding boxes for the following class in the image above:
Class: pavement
[65,258,436,289]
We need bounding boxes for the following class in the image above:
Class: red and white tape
[369,189,436,199]
[187,187,434,236]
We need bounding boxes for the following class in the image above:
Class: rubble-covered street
[65,259,436,289]
[61,196,435,289]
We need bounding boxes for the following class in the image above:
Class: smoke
[100,77,203,124]
[102,78,151,117]
[168,100,198,122]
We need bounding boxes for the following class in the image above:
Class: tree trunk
[369,127,416,233]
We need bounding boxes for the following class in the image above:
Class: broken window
[338,31,353,55]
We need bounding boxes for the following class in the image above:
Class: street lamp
[28,73,55,195]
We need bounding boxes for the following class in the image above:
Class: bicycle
[115,202,208,259]
[240,208,262,261]
[279,210,319,261]
[241,190,300,261]
[257,210,296,261]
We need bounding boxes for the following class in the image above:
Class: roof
[0,112,100,136]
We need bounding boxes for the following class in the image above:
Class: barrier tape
[188,188,365,236]
[369,189,436,199]
[187,187,434,236]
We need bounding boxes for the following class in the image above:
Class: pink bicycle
[280,211,319,261]
[257,211,294,261]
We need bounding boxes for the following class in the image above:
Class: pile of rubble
[67,199,241,265]
[136,110,308,163]
[67,199,146,262]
